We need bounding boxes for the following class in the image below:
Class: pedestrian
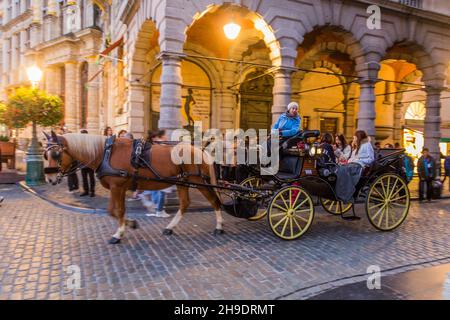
[395,142,401,149]
[79,129,95,197]
[103,126,113,137]
[404,153,415,184]
[67,161,79,193]
[417,148,436,201]
[334,134,351,164]
[444,152,450,191]
[384,143,394,148]
[138,129,170,218]
[118,129,127,138]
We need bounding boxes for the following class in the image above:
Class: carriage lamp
[224,18,241,40]
[309,144,322,157]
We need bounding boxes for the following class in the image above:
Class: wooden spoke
[366,174,410,231]
[268,186,314,240]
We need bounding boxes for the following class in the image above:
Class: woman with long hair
[335,130,374,203]
[348,130,374,167]
[103,126,113,137]
[334,134,351,164]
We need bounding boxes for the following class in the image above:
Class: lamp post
[25,66,45,186]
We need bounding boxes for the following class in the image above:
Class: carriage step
[341,215,361,221]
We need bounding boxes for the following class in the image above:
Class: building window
[25,27,31,49]
[398,0,423,9]
[405,101,426,120]
[6,0,13,21]
[14,0,20,15]
[80,62,88,128]
[42,0,49,15]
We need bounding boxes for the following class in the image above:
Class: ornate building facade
[1,0,450,163]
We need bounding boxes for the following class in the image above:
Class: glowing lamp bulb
[26,66,42,84]
[223,22,241,40]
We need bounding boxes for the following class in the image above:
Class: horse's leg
[163,186,190,235]
[109,186,127,244]
[198,187,224,235]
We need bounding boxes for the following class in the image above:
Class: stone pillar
[64,62,78,132]
[220,67,237,130]
[272,68,292,125]
[424,87,443,166]
[357,80,377,140]
[158,54,183,136]
[86,57,100,133]
[45,66,59,94]
[393,99,403,146]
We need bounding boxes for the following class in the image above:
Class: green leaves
[0,87,64,129]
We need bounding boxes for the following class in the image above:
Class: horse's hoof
[162,229,173,236]
[108,237,121,244]
[213,229,225,236]
[127,220,139,229]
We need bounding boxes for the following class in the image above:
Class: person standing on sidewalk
[417,148,436,201]
[79,130,96,197]
[444,153,450,191]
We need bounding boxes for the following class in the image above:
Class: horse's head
[43,131,75,185]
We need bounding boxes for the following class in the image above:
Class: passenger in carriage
[319,133,336,164]
[335,130,375,203]
[334,134,352,164]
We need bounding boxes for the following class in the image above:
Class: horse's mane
[63,133,106,163]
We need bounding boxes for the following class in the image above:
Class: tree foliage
[0,87,64,128]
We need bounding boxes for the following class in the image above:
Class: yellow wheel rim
[366,174,410,231]
[320,198,352,215]
[240,177,267,221]
[268,186,314,240]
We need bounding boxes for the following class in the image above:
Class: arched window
[405,101,425,120]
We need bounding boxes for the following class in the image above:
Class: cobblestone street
[1,183,450,300]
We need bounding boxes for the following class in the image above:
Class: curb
[17,181,215,215]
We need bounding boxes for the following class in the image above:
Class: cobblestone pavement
[1,184,450,300]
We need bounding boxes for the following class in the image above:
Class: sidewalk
[309,263,450,300]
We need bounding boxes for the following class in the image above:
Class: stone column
[424,87,443,166]
[272,68,292,125]
[86,56,100,133]
[357,79,377,139]
[220,67,237,130]
[45,66,59,94]
[158,54,183,136]
[64,62,78,131]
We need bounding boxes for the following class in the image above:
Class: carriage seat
[282,130,320,149]
[275,155,302,180]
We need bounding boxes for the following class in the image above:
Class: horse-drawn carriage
[219,130,410,240]
[43,129,410,243]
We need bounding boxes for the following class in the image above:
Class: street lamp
[25,65,45,186]
[26,66,43,88]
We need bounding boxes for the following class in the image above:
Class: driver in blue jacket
[272,102,301,138]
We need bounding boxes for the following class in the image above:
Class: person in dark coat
[320,133,336,164]
[79,129,95,197]
[417,148,436,201]
[444,153,450,191]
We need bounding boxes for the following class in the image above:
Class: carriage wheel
[240,176,267,221]
[366,173,410,231]
[320,198,353,215]
[268,186,314,240]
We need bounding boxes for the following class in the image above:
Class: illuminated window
[405,101,425,120]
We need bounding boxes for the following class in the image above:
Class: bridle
[44,139,101,184]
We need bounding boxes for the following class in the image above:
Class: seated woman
[272,102,301,139]
[267,102,301,156]
[335,130,374,203]
[320,133,336,164]
[334,134,352,164]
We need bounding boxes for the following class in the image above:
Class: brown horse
[43,131,224,244]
